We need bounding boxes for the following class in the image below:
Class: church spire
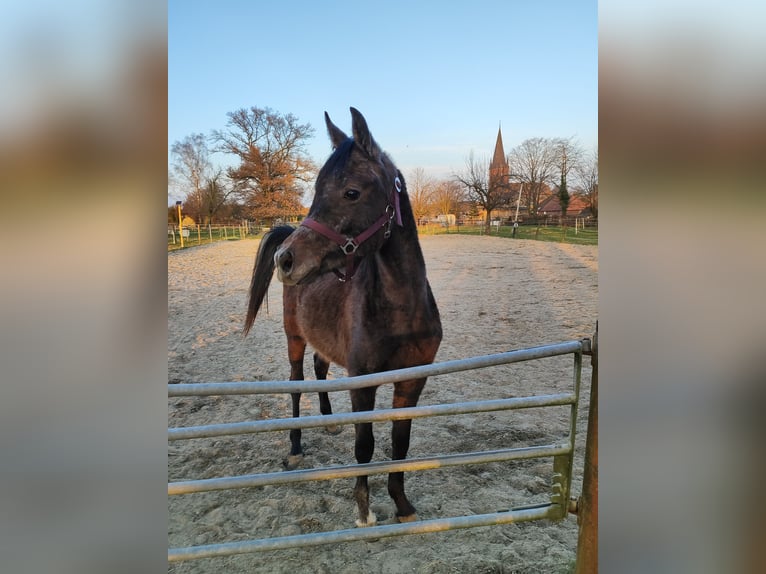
[491,124,506,170]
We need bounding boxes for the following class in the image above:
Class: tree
[187,169,237,225]
[454,152,510,232]
[170,133,211,222]
[556,137,585,223]
[407,167,435,224]
[575,148,598,219]
[432,179,464,223]
[212,106,316,224]
[556,141,571,223]
[507,137,561,219]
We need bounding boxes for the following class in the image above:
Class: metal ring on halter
[340,238,358,255]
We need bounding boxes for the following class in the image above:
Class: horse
[243,108,442,527]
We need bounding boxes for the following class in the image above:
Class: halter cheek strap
[300,176,403,281]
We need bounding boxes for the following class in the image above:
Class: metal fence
[168,338,593,563]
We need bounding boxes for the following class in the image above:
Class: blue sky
[169,0,597,200]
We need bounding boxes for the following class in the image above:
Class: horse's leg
[314,353,341,435]
[284,334,306,470]
[350,386,377,527]
[388,378,427,522]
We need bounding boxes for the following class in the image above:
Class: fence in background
[168,223,265,249]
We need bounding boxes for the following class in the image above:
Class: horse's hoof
[355,511,377,528]
[325,424,342,435]
[282,454,303,470]
[397,513,418,523]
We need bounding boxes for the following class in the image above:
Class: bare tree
[575,148,598,219]
[211,106,316,224]
[200,169,237,224]
[432,179,464,222]
[454,152,510,232]
[507,137,560,218]
[407,167,435,225]
[170,133,211,222]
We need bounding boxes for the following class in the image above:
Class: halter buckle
[383,204,395,239]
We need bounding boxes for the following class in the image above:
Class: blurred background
[600,1,766,572]
[1,1,764,572]
[0,1,167,573]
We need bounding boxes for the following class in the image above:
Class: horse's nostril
[277,249,294,275]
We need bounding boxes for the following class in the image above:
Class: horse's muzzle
[274,246,297,285]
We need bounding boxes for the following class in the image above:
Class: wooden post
[177,203,184,248]
[575,324,598,574]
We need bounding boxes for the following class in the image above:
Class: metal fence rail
[169,444,571,495]
[168,339,588,562]
[168,340,584,397]
[168,392,576,440]
[169,504,557,561]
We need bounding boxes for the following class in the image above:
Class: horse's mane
[319,138,356,178]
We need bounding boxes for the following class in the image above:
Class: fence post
[575,324,598,574]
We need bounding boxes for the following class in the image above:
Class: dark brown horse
[243,108,442,527]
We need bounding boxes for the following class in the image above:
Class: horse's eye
[343,189,361,201]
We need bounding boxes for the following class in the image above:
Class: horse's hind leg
[350,386,377,527]
[388,378,427,522]
[284,334,306,470]
[314,353,341,435]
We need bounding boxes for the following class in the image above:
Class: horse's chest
[294,288,396,369]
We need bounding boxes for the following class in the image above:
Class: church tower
[489,125,509,192]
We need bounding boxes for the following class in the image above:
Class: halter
[300,176,403,281]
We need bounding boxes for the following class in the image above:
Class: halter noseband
[300,176,403,281]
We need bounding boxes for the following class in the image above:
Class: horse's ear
[350,107,380,158]
[325,111,348,149]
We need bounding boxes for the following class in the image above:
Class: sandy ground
[168,234,597,574]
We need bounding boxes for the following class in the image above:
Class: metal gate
[168,337,596,564]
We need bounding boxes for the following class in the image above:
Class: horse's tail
[243,225,295,336]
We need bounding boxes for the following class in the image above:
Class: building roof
[539,191,591,215]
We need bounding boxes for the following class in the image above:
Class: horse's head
[275,108,403,285]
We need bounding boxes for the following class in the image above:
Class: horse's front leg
[350,386,377,527]
[314,353,341,435]
[388,378,427,522]
[284,334,306,470]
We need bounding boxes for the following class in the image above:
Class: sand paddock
[168,234,597,573]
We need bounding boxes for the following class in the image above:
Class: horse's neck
[372,226,429,296]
